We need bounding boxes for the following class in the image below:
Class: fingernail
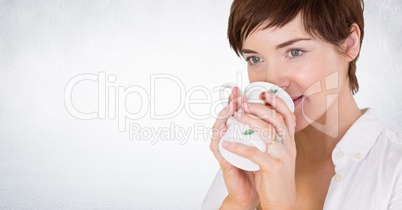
[267,91,274,99]
[242,96,248,108]
[259,92,266,100]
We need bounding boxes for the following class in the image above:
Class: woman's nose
[265,65,289,90]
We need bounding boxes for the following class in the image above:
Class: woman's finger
[222,141,274,170]
[260,91,296,139]
[241,95,290,140]
[236,100,293,153]
[233,111,278,143]
[210,96,243,163]
[211,103,234,153]
[210,124,228,163]
[234,109,293,155]
[241,101,280,129]
[228,86,241,103]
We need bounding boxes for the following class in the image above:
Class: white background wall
[0,0,401,209]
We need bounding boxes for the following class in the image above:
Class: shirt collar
[334,108,384,162]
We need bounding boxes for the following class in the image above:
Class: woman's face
[242,14,351,132]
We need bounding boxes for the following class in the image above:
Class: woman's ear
[342,23,361,62]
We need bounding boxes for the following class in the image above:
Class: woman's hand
[222,91,300,210]
[209,87,260,210]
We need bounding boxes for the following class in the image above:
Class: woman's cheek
[248,70,267,83]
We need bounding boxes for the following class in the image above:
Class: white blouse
[202,109,402,210]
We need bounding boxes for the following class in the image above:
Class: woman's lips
[292,95,304,107]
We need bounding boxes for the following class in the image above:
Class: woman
[203,0,402,209]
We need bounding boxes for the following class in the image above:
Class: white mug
[218,82,294,171]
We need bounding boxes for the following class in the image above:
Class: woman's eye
[288,49,303,58]
[246,56,262,64]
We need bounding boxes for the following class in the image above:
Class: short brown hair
[228,0,364,94]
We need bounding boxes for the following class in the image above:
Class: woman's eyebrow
[276,38,311,49]
[241,49,259,54]
[242,38,311,54]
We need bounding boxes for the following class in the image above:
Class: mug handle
[219,82,240,107]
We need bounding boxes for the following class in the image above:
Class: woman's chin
[294,115,311,132]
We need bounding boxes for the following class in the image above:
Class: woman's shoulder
[366,127,402,181]
[336,108,399,161]
[340,108,402,169]
[372,126,402,150]
[375,128,402,160]
[345,108,402,153]
[381,128,402,145]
